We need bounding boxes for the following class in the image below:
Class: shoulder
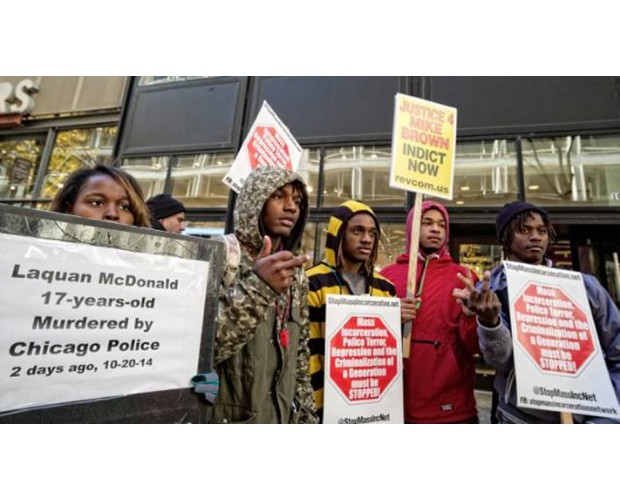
[379,262,405,279]
[582,273,612,305]
[306,262,331,278]
[372,272,397,296]
[306,263,341,293]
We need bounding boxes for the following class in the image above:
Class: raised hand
[252,236,309,294]
[454,270,501,327]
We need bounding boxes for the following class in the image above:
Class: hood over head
[234,166,309,256]
[405,200,450,257]
[324,200,380,270]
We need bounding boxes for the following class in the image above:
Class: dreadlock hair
[500,210,556,257]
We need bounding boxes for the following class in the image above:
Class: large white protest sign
[324,295,403,424]
[223,101,303,192]
[505,261,620,419]
[0,233,209,413]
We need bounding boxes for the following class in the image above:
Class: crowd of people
[44,163,620,424]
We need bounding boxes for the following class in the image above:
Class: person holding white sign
[381,201,481,423]
[306,200,416,421]
[50,164,152,228]
[459,201,620,423]
[212,166,317,424]
[49,165,222,414]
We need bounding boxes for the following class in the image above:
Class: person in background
[381,200,481,424]
[146,194,186,234]
[460,201,620,423]
[50,164,151,228]
[212,165,317,424]
[306,200,417,421]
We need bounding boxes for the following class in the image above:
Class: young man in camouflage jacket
[212,166,318,424]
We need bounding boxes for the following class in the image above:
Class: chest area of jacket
[415,265,464,322]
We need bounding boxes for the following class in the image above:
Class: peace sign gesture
[453,269,502,327]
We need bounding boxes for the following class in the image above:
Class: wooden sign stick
[560,412,574,424]
[402,194,423,358]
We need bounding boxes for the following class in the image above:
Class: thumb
[258,235,272,258]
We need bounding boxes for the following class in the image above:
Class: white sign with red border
[505,261,620,419]
[223,101,303,192]
[324,295,403,424]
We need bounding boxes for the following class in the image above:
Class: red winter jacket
[380,201,480,423]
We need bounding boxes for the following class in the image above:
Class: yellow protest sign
[389,94,457,200]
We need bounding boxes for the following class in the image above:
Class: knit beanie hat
[146,194,186,220]
[496,201,550,239]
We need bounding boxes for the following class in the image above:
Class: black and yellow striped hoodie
[305,200,396,418]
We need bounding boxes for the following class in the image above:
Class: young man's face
[160,212,186,234]
[341,213,377,265]
[419,208,446,254]
[508,212,549,265]
[261,183,302,240]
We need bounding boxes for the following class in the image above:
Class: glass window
[138,76,214,87]
[182,220,225,238]
[458,243,503,278]
[604,251,620,306]
[428,140,519,207]
[0,135,45,200]
[523,135,620,206]
[548,240,573,270]
[377,222,407,271]
[296,149,320,207]
[122,156,170,200]
[41,126,117,199]
[322,146,406,207]
[300,222,320,268]
[170,153,232,208]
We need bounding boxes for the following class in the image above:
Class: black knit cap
[496,201,550,240]
[146,194,186,220]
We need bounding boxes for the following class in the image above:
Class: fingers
[253,249,309,294]
[465,267,473,283]
[257,235,272,259]
[400,297,418,323]
[481,271,491,293]
[456,271,474,291]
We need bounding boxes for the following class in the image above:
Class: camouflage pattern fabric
[213,166,317,424]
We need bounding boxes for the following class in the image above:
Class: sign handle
[560,412,574,424]
[402,194,423,358]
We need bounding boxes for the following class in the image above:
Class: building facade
[3,76,620,306]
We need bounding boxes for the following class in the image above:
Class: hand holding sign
[455,270,501,327]
[252,236,308,294]
[400,296,419,324]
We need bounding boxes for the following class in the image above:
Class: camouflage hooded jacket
[212,166,318,424]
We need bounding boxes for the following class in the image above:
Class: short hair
[49,164,151,228]
[500,210,556,256]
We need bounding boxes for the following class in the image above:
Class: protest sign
[0,205,224,423]
[223,101,302,192]
[323,295,403,424]
[389,93,457,200]
[389,94,457,356]
[505,261,620,419]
